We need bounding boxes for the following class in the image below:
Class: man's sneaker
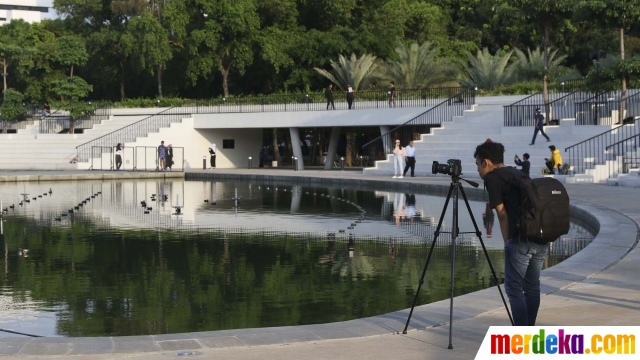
[399,175,403,179]
[529,143,534,145]
[392,176,397,178]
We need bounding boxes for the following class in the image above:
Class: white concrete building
[0,0,55,25]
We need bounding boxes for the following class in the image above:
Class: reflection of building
[0,1,56,25]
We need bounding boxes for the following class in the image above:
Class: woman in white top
[392,140,405,178]
[115,143,123,170]
[346,84,355,109]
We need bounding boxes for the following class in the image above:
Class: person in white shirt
[403,140,416,177]
[346,84,355,109]
[392,140,405,178]
[115,143,123,170]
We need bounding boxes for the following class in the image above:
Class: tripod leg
[402,183,454,334]
[459,185,514,326]
[448,184,459,349]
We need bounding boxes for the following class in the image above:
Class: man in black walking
[325,84,335,110]
[529,108,550,145]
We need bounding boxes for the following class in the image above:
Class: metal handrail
[508,79,585,106]
[573,90,640,126]
[76,102,195,162]
[606,134,640,177]
[606,133,640,151]
[361,87,476,164]
[0,104,62,131]
[565,94,640,178]
[503,79,587,127]
[39,101,112,134]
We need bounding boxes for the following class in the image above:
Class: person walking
[43,102,50,117]
[115,143,123,170]
[208,143,216,169]
[346,84,355,110]
[325,84,335,110]
[474,141,549,326]
[514,153,530,176]
[529,108,550,145]
[158,141,167,171]
[392,140,405,178]
[389,82,397,108]
[166,144,174,171]
[403,140,416,177]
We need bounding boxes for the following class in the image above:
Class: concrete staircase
[363,104,615,179]
[78,117,198,171]
[0,115,149,170]
[607,169,640,187]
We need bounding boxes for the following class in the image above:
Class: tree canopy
[0,0,631,102]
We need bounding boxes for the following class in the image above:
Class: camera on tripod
[432,159,462,177]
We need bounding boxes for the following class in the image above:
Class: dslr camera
[432,159,462,177]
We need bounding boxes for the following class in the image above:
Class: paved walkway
[2,169,639,359]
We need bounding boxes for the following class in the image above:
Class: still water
[0,180,594,337]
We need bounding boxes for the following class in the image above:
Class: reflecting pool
[0,180,595,337]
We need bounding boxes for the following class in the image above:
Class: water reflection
[0,180,595,337]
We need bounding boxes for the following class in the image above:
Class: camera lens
[432,161,450,175]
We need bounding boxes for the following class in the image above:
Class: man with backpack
[474,141,569,326]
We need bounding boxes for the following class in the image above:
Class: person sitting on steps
[545,145,563,174]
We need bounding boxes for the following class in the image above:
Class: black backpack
[504,176,570,244]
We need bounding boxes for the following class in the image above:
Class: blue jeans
[504,238,549,326]
[531,126,549,144]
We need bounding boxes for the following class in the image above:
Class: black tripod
[402,175,513,349]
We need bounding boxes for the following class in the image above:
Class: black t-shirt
[325,87,333,100]
[535,113,544,127]
[483,166,526,239]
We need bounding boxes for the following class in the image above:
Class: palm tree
[314,53,379,91]
[460,48,516,90]
[382,41,457,88]
[514,47,567,82]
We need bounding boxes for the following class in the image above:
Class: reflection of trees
[0,206,591,337]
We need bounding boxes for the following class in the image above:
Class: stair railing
[574,89,640,126]
[76,101,199,162]
[194,87,465,113]
[39,101,112,134]
[361,87,476,165]
[503,79,585,126]
[606,134,640,178]
[565,97,640,176]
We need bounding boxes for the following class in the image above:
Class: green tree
[0,20,31,97]
[19,22,61,102]
[577,0,640,122]
[314,53,379,91]
[514,47,568,82]
[56,35,88,79]
[382,41,458,89]
[506,0,574,112]
[460,48,516,89]
[51,77,93,134]
[0,88,24,134]
[125,12,173,98]
[186,0,260,97]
